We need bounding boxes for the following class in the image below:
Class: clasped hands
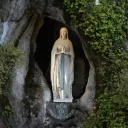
[56,46,70,55]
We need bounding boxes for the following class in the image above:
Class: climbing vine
[0,44,24,117]
[64,0,128,127]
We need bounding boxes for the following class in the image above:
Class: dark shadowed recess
[34,17,90,99]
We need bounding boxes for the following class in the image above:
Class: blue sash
[60,53,65,90]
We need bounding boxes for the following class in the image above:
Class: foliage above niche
[64,0,128,127]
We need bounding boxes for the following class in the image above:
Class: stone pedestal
[45,102,85,128]
[53,98,72,103]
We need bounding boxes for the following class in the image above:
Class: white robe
[51,38,74,102]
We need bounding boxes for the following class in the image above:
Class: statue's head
[60,27,68,40]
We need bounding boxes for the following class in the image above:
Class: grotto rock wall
[0,0,95,127]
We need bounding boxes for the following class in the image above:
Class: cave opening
[34,17,90,99]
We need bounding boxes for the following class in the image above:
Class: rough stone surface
[74,30,95,113]
[0,0,28,22]
[8,15,37,128]
[0,116,7,128]
[24,62,51,128]
[0,0,30,45]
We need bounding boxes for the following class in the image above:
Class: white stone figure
[51,27,74,102]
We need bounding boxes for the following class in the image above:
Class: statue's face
[60,28,67,39]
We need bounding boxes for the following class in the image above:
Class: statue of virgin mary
[51,27,74,102]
